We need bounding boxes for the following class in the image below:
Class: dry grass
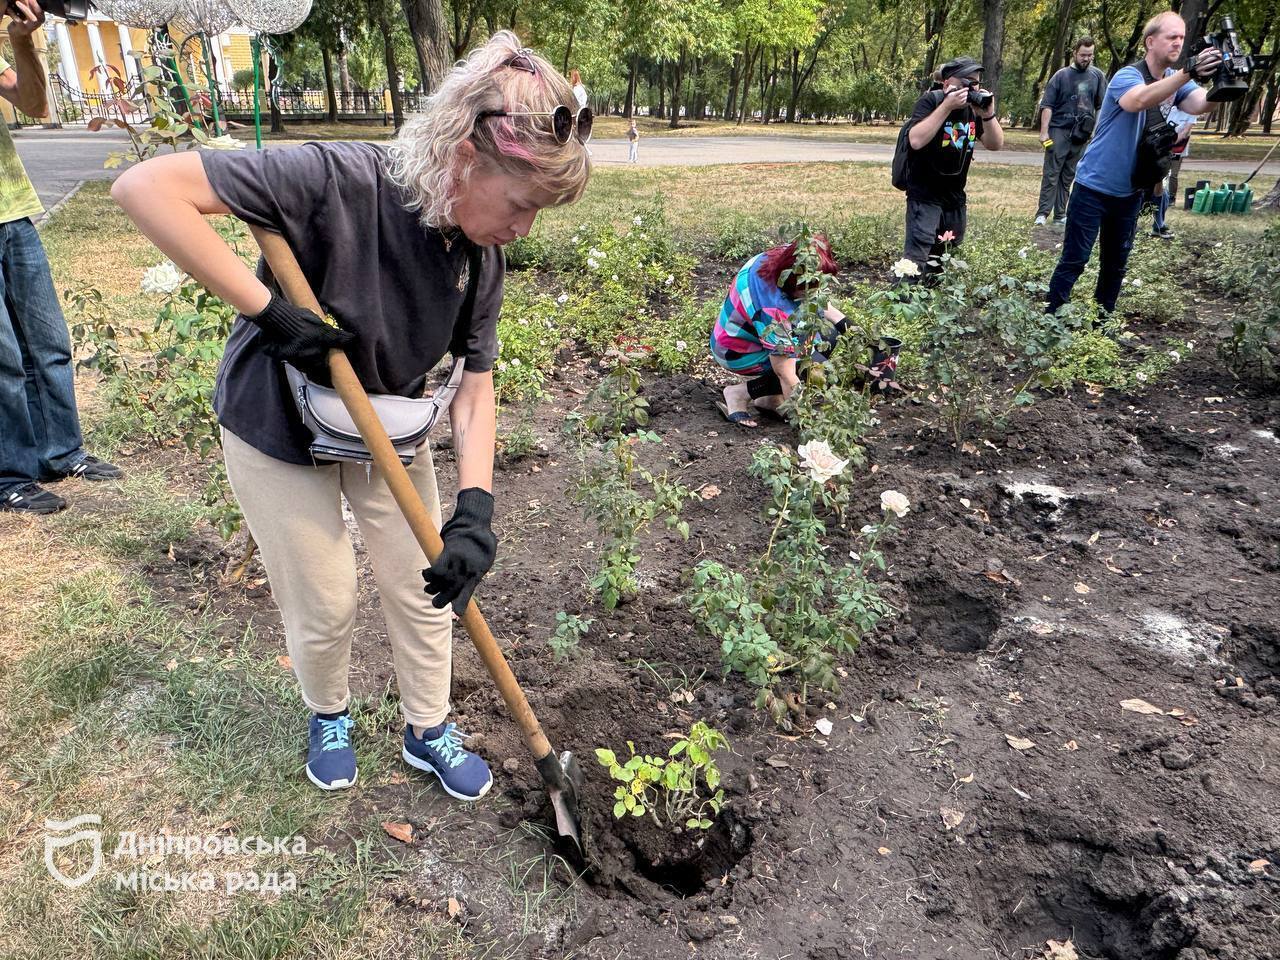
[0,519,99,666]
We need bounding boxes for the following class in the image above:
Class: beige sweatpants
[222,428,453,728]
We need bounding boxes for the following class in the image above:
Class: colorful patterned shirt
[710,253,798,376]
[0,56,44,224]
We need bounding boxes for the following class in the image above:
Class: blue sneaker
[306,713,357,791]
[402,722,493,801]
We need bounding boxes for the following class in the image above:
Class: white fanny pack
[279,241,482,467]
[284,359,464,465]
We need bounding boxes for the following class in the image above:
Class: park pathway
[14,126,1278,215]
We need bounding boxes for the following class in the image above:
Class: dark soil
[146,315,1280,959]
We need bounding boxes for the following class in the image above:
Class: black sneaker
[1152,226,1174,240]
[49,455,124,482]
[1,482,67,514]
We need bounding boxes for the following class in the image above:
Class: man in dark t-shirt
[1035,38,1105,225]
[901,56,1003,279]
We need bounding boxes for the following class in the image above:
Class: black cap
[939,57,984,81]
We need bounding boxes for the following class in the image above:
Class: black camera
[1187,15,1257,103]
[38,0,90,19]
[968,87,994,111]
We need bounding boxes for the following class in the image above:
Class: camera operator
[1046,12,1222,316]
[0,0,121,514]
[901,57,1003,280]
[1035,37,1105,226]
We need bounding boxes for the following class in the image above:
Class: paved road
[13,127,1277,214]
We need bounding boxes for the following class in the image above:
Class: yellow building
[1,11,257,125]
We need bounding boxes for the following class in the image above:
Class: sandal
[715,400,758,428]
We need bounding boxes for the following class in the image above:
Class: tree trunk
[1177,0,1208,40]
[562,22,575,76]
[1262,77,1276,134]
[267,54,285,133]
[624,55,637,118]
[923,0,952,79]
[725,51,740,120]
[656,61,665,119]
[690,56,705,122]
[982,0,1006,101]
[377,3,405,128]
[1050,0,1078,72]
[669,50,685,128]
[321,45,338,123]
[338,56,351,96]
[400,0,450,94]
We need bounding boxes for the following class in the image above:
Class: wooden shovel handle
[249,226,555,765]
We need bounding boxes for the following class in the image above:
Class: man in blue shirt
[1046,11,1222,315]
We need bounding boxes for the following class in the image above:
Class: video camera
[37,0,90,20]
[1187,14,1268,103]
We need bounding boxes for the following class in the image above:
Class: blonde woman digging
[112,33,592,800]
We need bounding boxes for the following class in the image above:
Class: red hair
[757,235,839,299]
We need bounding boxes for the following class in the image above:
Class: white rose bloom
[1017,247,1028,259]
[633,216,643,226]
[664,274,674,286]
[588,247,605,259]
[1135,371,1149,382]
[880,490,910,518]
[675,340,687,352]
[1169,350,1181,362]
[1132,278,1143,287]
[890,258,921,279]
[140,261,184,295]
[611,274,619,281]
[556,293,569,304]
[511,358,522,367]
[571,235,580,243]
[200,134,245,150]
[798,439,849,485]
[587,257,599,269]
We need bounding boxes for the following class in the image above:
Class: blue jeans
[1046,183,1143,314]
[0,217,84,490]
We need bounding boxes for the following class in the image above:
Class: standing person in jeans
[627,119,639,163]
[901,57,1003,280]
[1148,107,1196,239]
[0,0,121,515]
[1035,37,1105,226]
[113,33,591,799]
[1046,12,1221,315]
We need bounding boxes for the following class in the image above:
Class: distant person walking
[1035,37,1106,226]
[627,119,639,162]
[570,70,591,156]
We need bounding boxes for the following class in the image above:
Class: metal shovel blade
[538,749,586,859]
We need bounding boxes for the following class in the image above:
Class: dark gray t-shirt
[1040,64,1105,132]
[202,142,504,465]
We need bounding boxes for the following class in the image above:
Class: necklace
[439,229,470,292]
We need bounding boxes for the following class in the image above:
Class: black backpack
[891,119,913,190]
[1131,61,1179,190]
[893,90,948,190]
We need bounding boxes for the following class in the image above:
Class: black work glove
[422,488,497,615]
[249,294,357,379]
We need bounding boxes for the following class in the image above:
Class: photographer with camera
[0,0,121,514]
[900,57,1003,280]
[1035,38,1105,226]
[1046,12,1222,316]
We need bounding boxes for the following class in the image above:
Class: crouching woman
[711,236,842,428]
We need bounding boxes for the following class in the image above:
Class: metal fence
[26,79,428,128]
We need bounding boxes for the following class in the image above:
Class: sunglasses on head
[476,103,594,145]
